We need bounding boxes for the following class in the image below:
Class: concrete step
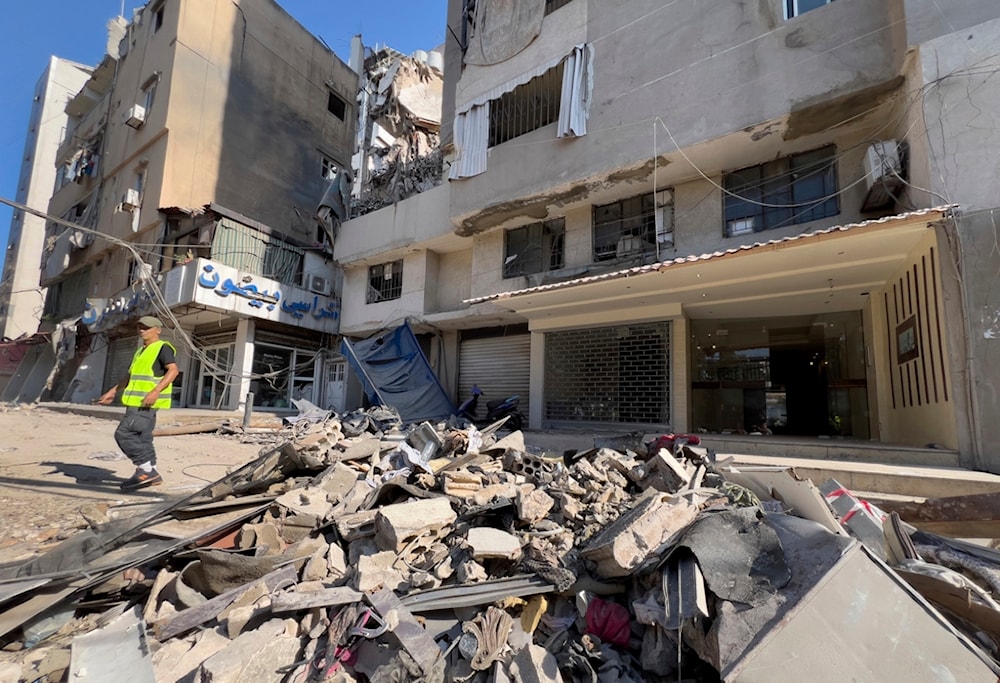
[724,453,1000,499]
[698,435,960,469]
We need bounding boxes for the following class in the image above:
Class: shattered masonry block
[467,528,523,561]
[517,486,555,523]
[375,497,457,551]
[355,551,407,592]
[442,470,485,498]
[503,450,555,482]
[581,494,698,578]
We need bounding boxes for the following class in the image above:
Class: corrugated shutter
[104,336,139,391]
[459,334,531,422]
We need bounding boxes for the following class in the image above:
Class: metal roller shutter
[459,334,531,423]
[104,336,139,392]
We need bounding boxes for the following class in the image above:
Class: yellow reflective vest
[121,340,175,409]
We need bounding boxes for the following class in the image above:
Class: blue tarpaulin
[340,322,455,424]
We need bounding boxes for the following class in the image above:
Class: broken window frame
[723,145,839,237]
[189,343,234,408]
[503,218,566,278]
[785,0,834,19]
[327,90,347,121]
[545,0,576,14]
[488,61,565,148]
[152,1,165,32]
[592,193,657,262]
[367,260,404,304]
[162,216,215,268]
[321,153,338,181]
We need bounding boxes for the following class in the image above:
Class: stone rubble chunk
[197,619,301,683]
[354,550,408,592]
[468,527,523,561]
[374,497,457,551]
[516,486,555,523]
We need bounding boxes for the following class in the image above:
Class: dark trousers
[114,406,159,468]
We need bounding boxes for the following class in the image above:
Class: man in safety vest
[98,315,179,490]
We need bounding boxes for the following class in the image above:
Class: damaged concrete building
[334,0,1000,473]
[10,0,358,411]
[0,58,92,344]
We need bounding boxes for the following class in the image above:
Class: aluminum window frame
[723,145,839,237]
[592,193,657,262]
[503,218,566,278]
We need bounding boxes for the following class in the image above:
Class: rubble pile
[4,407,1000,681]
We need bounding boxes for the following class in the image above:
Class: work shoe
[120,469,163,491]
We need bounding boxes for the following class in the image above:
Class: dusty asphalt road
[0,404,266,563]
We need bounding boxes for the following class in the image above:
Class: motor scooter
[457,385,524,431]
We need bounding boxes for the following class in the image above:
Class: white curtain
[448,102,490,180]
[557,44,592,138]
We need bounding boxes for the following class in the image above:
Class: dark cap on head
[137,315,164,329]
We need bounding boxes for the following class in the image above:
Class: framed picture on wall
[896,315,919,364]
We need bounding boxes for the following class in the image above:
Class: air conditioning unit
[307,274,331,296]
[861,140,903,211]
[121,188,141,210]
[125,104,146,129]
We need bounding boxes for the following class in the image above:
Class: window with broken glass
[503,219,565,278]
[545,0,576,14]
[592,194,657,262]
[723,145,839,237]
[489,61,565,147]
[327,91,347,121]
[162,217,214,267]
[189,343,234,409]
[321,154,338,180]
[367,260,403,304]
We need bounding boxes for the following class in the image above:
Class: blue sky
[0,0,447,274]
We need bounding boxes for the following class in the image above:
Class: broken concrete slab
[374,497,456,551]
[581,494,698,578]
[467,528,522,561]
[69,607,155,683]
[510,643,564,683]
[196,619,302,683]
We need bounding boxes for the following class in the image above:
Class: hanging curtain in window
[558,43,592,138]
[448,102,490,180]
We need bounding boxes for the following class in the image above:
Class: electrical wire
[0,195,327,389]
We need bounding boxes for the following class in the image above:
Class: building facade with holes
[26,0,358,410]
[416,0,1000,471]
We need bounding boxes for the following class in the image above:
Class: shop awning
[466,206,955,325]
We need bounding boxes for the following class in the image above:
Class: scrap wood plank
[271,586,363,613]
[154,564,296,640]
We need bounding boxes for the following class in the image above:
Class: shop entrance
[690,312,868,438]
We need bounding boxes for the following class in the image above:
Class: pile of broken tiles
[4,406,1000,682]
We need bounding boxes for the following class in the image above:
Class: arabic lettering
[198,264,219,288]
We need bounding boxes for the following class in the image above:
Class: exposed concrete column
[231,317,256,412]
[529,330,545,430]
[671,316,689,433]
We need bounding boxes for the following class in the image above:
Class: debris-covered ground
[3,405,1000,682]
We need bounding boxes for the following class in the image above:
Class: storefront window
[189,344,234,408]
[251,343,316,408]
[690,312,868,438]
